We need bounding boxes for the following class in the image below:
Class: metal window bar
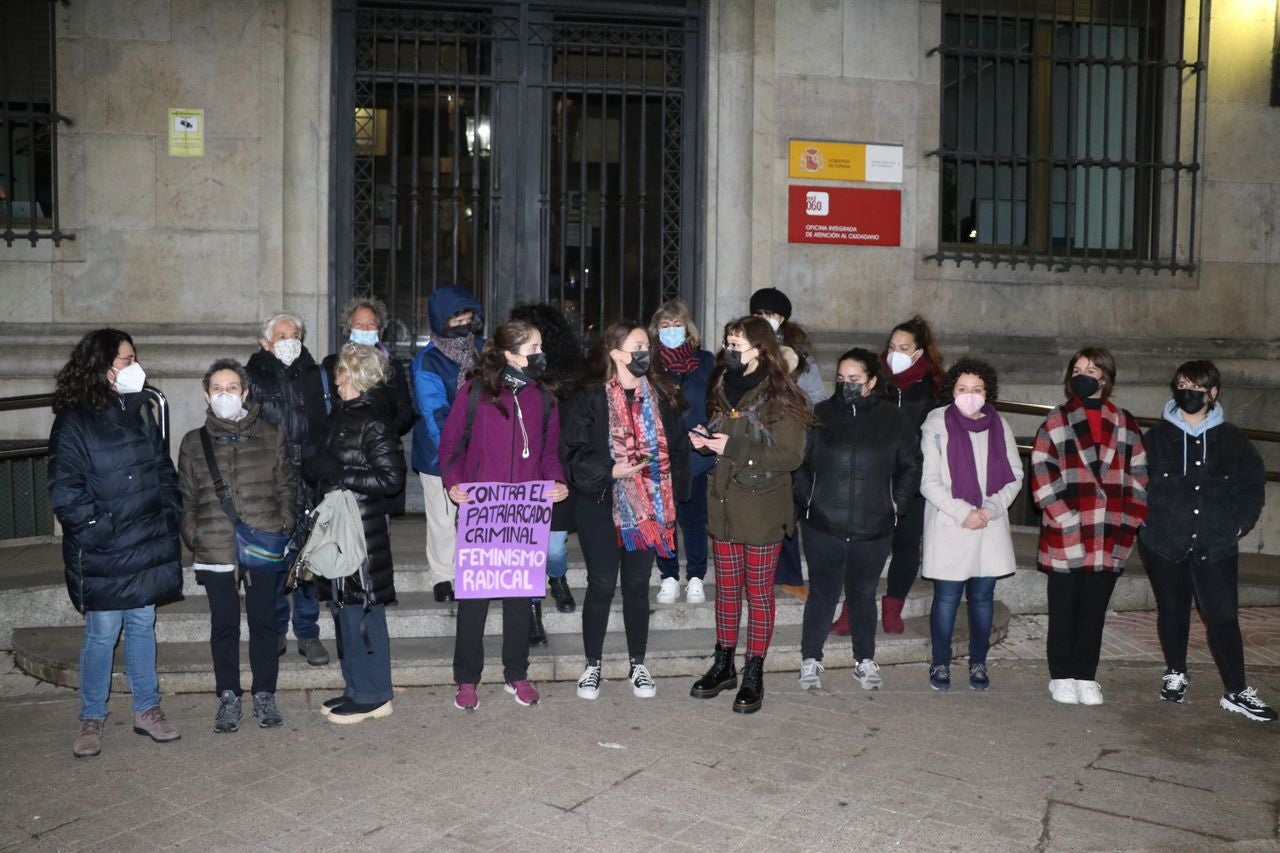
[1,0,73,247]
[926,0,1207,273]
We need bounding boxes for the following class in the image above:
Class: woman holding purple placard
[439,320,569,712]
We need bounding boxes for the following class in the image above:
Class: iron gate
[331,0,704,352]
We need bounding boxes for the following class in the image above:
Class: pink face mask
[954,392,985,417]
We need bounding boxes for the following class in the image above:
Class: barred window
[1,0,70,247]
[929,1,1208,273]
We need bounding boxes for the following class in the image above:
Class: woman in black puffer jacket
[303,344,406,724]
[48,329,184,757]
[792,348,922,693]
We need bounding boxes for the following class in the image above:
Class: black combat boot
[732,657,764,714]
[528,599,548,647]
[690,644,737,698]
[548,576,576,613]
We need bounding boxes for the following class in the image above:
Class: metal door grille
[334,1,703,351]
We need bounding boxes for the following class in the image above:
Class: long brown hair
[889,314,946,394]
[53,328,135,415]
[708,317,815,426]
[469,320,546,416]
[579,321,684,411]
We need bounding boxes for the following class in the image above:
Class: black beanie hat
[749,287,792,321]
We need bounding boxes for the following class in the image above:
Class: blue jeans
[547,530,569,580]
[275,574,321,640]
[929,577,997,667]
[330,602,393,705]
[79,606,160,720]
[656,472,708,581]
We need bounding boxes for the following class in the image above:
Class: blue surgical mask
[658,327,687,349]
[349,329,379,346]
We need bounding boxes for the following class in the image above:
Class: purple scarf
[945,402,1017,508]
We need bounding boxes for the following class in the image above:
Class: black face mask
[441,323,472,339]
[625,351,651,378]
[521,352,547,379]
[836,381,863,404]
[1173,388,1208,414]
[1070,374,1101,399]
[723,349,746,373]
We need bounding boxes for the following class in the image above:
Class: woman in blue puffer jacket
[48,329,184,758]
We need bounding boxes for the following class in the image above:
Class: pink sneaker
[504,679,540,706]
[454,683,479,712]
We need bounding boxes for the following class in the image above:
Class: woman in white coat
[920,358,1023,691]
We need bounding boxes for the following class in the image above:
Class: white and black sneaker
[1160,670,1188,703]
[577,664,603,700]
[628,663,657,698]
[1220,687,1277,723]
[853,659,882,690]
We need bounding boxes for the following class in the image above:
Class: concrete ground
[1,624,1278,853]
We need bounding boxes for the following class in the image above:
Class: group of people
[46,286,1275,757]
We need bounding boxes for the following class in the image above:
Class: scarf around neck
[605,375,676,556]
[723,366,766,410]
[944,401,1017,508]
[658,341,701,375]
[884,350,932,392]
[432,333,479,389]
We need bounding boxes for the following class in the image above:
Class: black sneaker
[433,581,455,602]
[1160,670,1188,703]
[1220,687,1278,723]
[969,663,990,691]
[252,692,284,728]
[214,690,241,733]
[929,665,951,691]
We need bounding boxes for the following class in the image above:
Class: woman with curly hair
[919,358,1022,691]
[438,320,568,710]
[688,317,812,713]
[48,329,183,757]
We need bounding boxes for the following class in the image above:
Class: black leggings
[886,494,925,598]
[578,497,654,663]
[1046,571,1118,681]
[202,570,278,696]
[1142,546,1246,694]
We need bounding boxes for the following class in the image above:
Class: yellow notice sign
[789,139,903,183]
[168,108,204,157]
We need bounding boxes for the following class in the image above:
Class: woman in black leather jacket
[304,344,407,724]
[792,348,922,692]
[1138,359,1273,722]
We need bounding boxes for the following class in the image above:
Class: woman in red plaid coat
[1031,347,1147,707]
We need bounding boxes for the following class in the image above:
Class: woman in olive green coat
[688,316,812,713]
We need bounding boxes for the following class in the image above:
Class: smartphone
[688,427,714,440]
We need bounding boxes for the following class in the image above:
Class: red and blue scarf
[605,375,677,555]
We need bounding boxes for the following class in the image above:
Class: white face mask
[273,338,302,366]
[114,362,147,394]
[887,350,915,374]
[209,392,243,420]
[764,316,782,334]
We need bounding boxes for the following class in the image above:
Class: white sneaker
[628,663,657,698]
[1076,680,1104,705]
[685,577,706,604]
[1049,678,1079,704]
[576,665,602,700]
[656,577,680,604]
[853,659,882,690]
[799,658,824,690]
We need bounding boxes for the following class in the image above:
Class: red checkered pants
[711,538,783,659]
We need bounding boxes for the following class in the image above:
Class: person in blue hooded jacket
[1138,359,1273,723]
[411,285,484,601]
[48,329,184,757]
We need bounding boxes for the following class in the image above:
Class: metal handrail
[0,388,171,459]
[997,400,1280,483]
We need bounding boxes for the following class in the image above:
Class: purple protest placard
[453,480,553,598]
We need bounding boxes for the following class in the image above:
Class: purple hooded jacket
[438,378,565,488]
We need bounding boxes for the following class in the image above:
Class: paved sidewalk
[1,625,1278,853]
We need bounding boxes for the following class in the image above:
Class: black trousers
[452,597,532,685]
[201,570,278,696]
[578,497,654,663]
[800,523,893,662]
[886,494,925,598]
[1046,571,1119,681]
[1141,546,1246,694]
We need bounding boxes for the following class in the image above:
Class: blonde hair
[336,343,387,394]
[648,299,701,348]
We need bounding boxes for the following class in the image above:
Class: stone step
[12,603,1009,692]
[147,583,935,643]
